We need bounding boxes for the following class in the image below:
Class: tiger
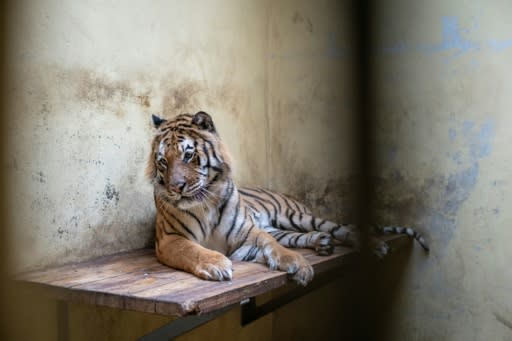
[146,111,429,286]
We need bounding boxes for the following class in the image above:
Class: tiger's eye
[183,151,194,162]
[157,158,167,169]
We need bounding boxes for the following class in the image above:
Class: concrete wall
[5,0,354,340]
[6,0,353,272]
[267,0,357,223]
[373,1,512,339]
[8,0,510,340]
[6,0,271,271]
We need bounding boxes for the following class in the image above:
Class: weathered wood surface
[15,235,410,317]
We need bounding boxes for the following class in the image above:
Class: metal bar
[137,304,236,341]
[240,238,412,327]
[240,267,351,326]
[57,300,69,341]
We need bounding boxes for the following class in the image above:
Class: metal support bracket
[136,304,236,341]
[240,267,350,326]
[136,268,345,340]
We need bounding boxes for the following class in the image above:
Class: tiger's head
[147,111,232,210]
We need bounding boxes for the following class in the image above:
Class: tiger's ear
[152,114,167,128]
[192,111,216,133]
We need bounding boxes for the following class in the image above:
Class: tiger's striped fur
[147,111,429,286]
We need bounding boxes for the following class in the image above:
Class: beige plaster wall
[6,0,353,271]
[267,0,356,223]
[373,1,512,339]
[6,0,270,271]
[6,0,352,272]
[8,1,511,340]
[5,1,353,340]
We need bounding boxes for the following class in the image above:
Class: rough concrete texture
[373,1,512,339]
[7,0,511,340]
[5,1,356,340]
[6,0,354,272]
[267,0,357,223]
[6,0,270,271]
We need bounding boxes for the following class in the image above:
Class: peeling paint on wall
[373,2,512,340]
[379,16,512,57]
[376,116,496,252]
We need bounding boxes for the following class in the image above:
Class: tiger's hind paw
[267,249,314,286]
[314,232,334,256]
[292,262,314,286]
[371,239,391,259]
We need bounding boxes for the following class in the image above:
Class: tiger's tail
[372,225,430,252]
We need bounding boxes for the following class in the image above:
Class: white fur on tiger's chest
[188,206,230,254]
[201,211,230,253]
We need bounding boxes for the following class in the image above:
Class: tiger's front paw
[268,249,314,286]
[193,252,233,281]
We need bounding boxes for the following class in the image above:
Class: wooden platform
[15,235,410,317]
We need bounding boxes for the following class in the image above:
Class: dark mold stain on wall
[32,171,47,183]
[94,178,121,214]
[35,66,247,124]
[104,180,120,205]
[47,67,154,113]
[75,69,133,106]
[162,80,202,115]
[159,76,246,119]
[278,173,357,224]
[138,95,151,108]
[292,11,313,33]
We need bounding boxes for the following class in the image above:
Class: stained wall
[5,0,354,340]
[8,1,507,340]
[373,1,512,339]
[6,0,270,271]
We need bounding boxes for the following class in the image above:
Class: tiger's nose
[171,181,186,194]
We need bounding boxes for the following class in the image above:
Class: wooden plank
[16,249,154,286]
[153,246,363,316]
[14,235,411,317]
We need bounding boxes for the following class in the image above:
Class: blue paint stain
[428,212,457,249]
[462,120,475,137]
[400,16,480,56]
[445,119,495,214]
[378,16,512,56]
[448,128,457,141]
[450,151,463,165]
[428,16,480,55]
[488,39,512,51]
[458,119,496,159]
[472,120,495,158]
[443,162,479,216]
[420,118,495,250]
